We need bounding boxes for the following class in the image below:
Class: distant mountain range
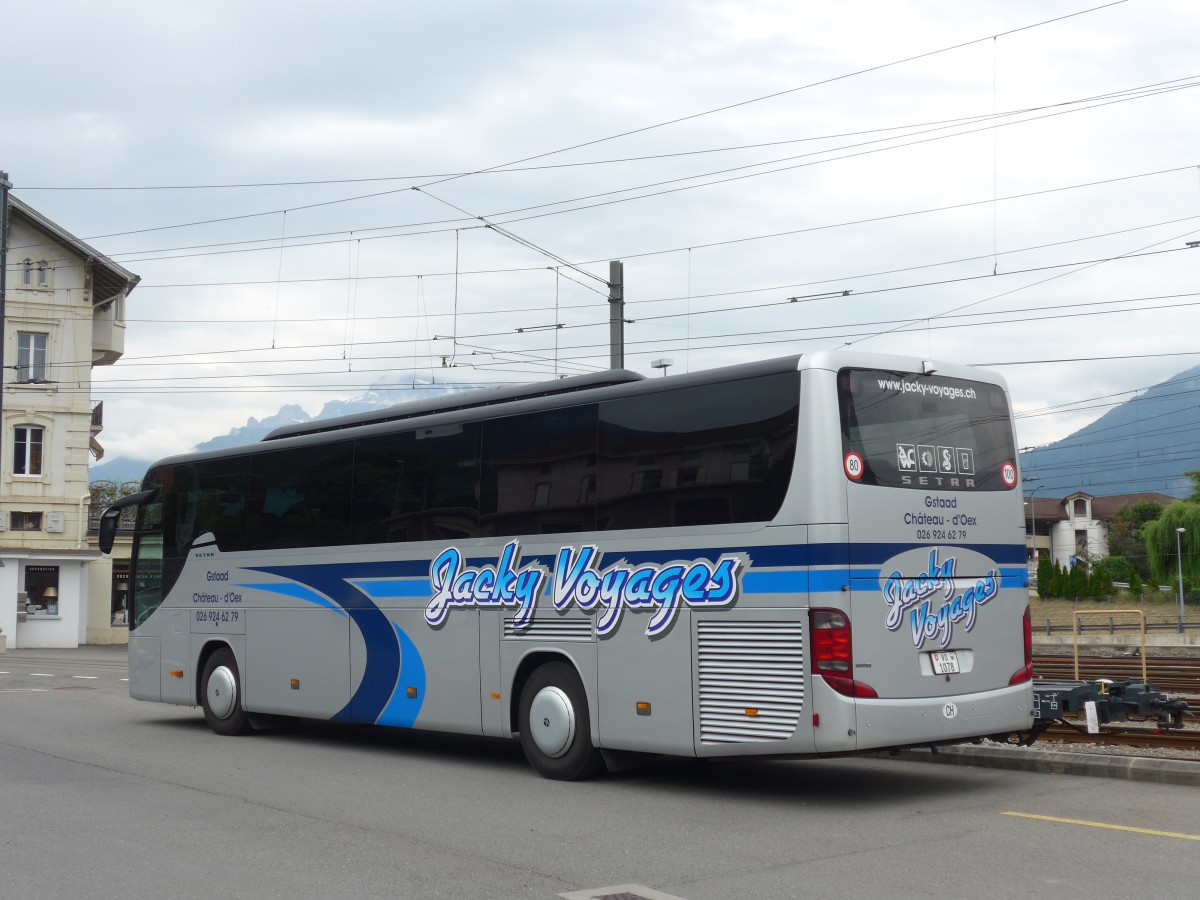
[91,366,1200,500]
[88,374,465,486]
[1018,364,1200,499]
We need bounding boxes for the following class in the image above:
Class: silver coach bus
[100,350,1034,779]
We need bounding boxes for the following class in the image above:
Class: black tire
[200,648,251,736]
[517,661,604,780]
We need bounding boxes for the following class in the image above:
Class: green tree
[1142,502,1200,586]
[1093,556,1135,591]
[1066,564,1088,598]
[1036,554,1056,599]
[1107,500,1165,579]
[1185,471,1200,504]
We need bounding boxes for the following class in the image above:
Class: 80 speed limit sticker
[844,451,865,480]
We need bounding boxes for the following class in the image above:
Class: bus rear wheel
[201,648,251,736]
[518,662,604,780]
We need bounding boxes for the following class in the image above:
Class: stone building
[1,195,137,648]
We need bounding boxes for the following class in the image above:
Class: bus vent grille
[697,621,804,743]
[503,618,593,641]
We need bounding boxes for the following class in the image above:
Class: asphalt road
[2,648,1198,900]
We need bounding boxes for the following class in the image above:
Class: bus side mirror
[98,508,120,555]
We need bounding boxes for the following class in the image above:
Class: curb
[889,744,1200,787]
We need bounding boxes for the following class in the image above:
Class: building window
[11,511,42,531]
[21,258,32,286]
[1075,529,1088,560]
[16,332,49,382]
[14,425,44,475]
[37,260,49,287]
[24,565,60,616]
[634,470,662,492]
[1073,498,1087,518]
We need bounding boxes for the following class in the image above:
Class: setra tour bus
[99,350,1034,779]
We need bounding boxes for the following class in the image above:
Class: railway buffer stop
[1023,610,1191,744]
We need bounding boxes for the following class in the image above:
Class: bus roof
[263,369,647,441]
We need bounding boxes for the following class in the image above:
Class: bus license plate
[931,651,960,675]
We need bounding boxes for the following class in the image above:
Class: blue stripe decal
[376,623,426,728]
[741,569,860,594]
[235,582,348,616]
[848,566,1029,592]
[248,563,405,723]
[601,541,1024,569]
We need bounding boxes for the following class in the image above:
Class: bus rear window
[837,368,1016,492]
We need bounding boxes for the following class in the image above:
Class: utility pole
[0,170,10,474]
[608,259,624,370]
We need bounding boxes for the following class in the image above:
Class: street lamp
[1177,527,1186,625]
[651,358,673,377]
[1024,479,1043,568]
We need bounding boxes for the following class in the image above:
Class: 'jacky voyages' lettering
[426,540,743,637]
[882,548,999,648]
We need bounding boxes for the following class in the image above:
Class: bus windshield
[838,368,1016,492]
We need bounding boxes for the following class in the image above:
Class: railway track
[1035,724,1200,754]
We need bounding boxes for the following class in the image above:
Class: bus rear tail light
[1009,605,1033,685]
[809,608,878,699]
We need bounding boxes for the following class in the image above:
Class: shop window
[24,565,60,616]
[111,561,131,626]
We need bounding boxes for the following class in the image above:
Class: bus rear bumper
[850,681,1034,752]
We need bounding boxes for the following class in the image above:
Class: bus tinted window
[247,443,355,549]
[189,457,251,551]
[131,497,164,630]
[353,423,481,543]
[838,368,1016,491]
[481,405,598,536]
[597,373,799,529]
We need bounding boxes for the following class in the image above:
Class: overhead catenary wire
[11,69,1190,264]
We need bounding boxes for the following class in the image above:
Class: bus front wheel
[201,648,251,736]
[518,662,604,780]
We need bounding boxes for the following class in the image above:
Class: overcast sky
[6,0,1199,472]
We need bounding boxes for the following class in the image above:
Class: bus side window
[480,405,598,538]
[247,443,354,550]
[597,373,798,530]
[353,423,481,545]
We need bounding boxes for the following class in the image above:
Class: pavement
[4,642,1198,787]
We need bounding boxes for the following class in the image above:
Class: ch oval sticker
[942,703,958,719]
